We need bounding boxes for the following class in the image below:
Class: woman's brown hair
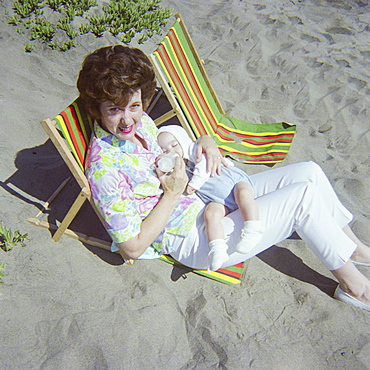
[77,45,156,120]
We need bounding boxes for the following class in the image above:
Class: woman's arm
[195,135,228,176]
[117,156,188,260]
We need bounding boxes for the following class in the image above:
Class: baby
[157,125,262,271]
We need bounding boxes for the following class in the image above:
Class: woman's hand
[156,156,188,197]
[195,135,228,176]
[118,157,188,260]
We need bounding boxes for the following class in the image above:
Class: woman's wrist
[161,190,183,203]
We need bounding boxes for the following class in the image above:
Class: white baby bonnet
[157,125,193,159]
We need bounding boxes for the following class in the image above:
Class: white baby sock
[207,239,229,272]
[235,220,262,254]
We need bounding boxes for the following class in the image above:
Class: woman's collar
[93,120,143,153]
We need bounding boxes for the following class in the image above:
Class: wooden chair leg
[36,177,71,217]
[26,217,135,265]
[27,217,110,248]
[52,187,90,242]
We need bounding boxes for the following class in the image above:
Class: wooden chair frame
[27,117,112,251]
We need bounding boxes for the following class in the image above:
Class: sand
[0,0,370,368]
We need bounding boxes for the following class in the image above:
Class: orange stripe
[167,29,219,132]
[60,110,85,165]
[69,105,88,166]
[157,45,207,136]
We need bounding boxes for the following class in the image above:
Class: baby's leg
[204,202,229,271]
[234,181,262,254]
[204,202,227,241]
[234,181,259,221]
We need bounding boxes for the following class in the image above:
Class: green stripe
[193,270,241,285]
[173,22,223,122]
[54,98,93,171]
[159,255,243,285]
[64,107,86,163]
[72,98,93,143]
[54,114,83,169]
[158,23,222,136]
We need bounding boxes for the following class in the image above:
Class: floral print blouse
[85,113,204,256]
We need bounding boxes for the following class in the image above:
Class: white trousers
[170,161,356,271]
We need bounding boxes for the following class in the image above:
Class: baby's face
[157,132,184,157]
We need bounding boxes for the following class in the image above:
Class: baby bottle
[157,152,179,172]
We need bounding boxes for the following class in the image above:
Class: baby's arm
[187,153,210,194]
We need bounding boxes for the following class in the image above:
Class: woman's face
[99,90,143,142]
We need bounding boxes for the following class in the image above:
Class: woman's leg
[175,180,356,270]
[172,162,370,307]
[251,161,353,228]
[254,161,370,266]
[224,181,357,270]
[229,180,370,305]
[342,225,370,264]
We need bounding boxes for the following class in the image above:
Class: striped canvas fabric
[53,97,93,171]
[159,255,245,285]
[154,22,223,138]
[153,20,297,164]
[217,117,296,163]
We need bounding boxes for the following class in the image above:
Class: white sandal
[334,286,370,312]
[351,260,370,267]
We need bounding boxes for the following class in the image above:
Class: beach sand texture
[0,0,370,368]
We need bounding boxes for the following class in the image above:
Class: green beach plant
[31,17,56,41]
[0,220,28,252]
[0,264,5,288]
[24,42,33,51]
[9,0,172,52]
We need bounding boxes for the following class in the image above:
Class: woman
[77,45,370,311]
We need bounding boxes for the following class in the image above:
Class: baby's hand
[186,185,196,195]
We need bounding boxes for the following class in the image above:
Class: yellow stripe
[218,143,290,155]
[71,101,89,143]
[163,32,207,131]
[154,49,200,137]
[217,121,296,136]
[159,255,241,284]
[54,115,84,170]
[171,27,220,133]
[156,39,206,136]
[198,270,240,284]
[157,27,219,137]
[214,134,293,149]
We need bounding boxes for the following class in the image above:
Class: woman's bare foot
[332,260,370,307]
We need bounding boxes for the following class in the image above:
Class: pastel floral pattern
[85,113,204,255]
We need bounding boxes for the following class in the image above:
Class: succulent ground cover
[8,0,172,51]
[0,221,28,288]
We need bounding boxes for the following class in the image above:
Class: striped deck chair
[149,13,296,164]
[159,255,245,285]
[27,98,244,283]
[27,97,112,251]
